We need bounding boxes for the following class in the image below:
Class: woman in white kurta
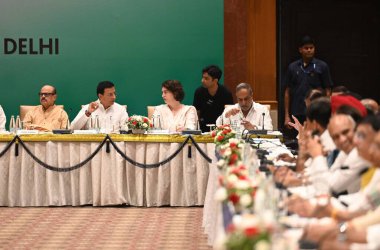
[152,80,198,132]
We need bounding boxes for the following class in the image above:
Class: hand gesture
[87,102,99,114]
[225,108,240,118]
[288,115,303,133]
[241,119,256,130]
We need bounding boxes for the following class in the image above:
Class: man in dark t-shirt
[283,36,333,138]
[193,65,234,132]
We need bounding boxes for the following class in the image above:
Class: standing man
[283,36,333,137]
[193,65,234,132]
[23,85,69,131]
[71,81,128,132]
[216,83,273,131]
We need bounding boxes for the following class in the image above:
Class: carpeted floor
[0,206,212,250]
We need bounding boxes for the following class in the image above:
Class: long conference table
[0,133,216,207]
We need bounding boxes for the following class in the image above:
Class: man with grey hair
[216,82,273,130]
[307,113,369,195]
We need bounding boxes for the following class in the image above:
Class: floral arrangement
[217,138,244,168]
[215,164,258,211]
[211,125,236,146]
[212,123,276,250]
[222,214,273,250]
[127,115,152,131]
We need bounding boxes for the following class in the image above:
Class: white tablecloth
[202,162,224,246]
[0,140,215,207]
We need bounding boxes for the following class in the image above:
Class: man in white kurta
[216,83,273,131]
[71,81,128,132]
[307,114,369,195]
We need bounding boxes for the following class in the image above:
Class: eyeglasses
[38,92,55,97]
[354,131,366,141]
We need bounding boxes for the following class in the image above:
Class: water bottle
[94,115,100,133]
[234,119,241,139]
[9,115,15,133]
[156,114,161,130]
[15,115,22,131]
[109,115,113,133]
[151,114,156,130]
[66,119,71,130]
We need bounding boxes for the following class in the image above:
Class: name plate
[148,129,170,134]
[73,130,98,134]
[16,130,39,135]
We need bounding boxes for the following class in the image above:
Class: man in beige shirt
[23,85,69,131]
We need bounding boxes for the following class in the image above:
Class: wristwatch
[85,110,92,117]
[337,222,347,242]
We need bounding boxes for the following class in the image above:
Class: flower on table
[212,125,236,146]
[222,214,272,250]
[216,163,258,211]
[126,115,151,131]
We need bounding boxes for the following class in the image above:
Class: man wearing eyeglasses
[23,85,69,131]
[283,36,333,138]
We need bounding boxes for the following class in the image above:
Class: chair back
[20,105,64,120]
[147,106,155,119]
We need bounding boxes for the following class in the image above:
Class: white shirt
[152,104,198,132]
[309,148,370,194]
[71,100,128,132]
[339,169,380,212]
[0,105,6,130]
[216,102,273,130]
[303,129,336,170]
[320,129,336,153]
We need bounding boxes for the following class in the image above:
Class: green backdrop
[0,0,223,127]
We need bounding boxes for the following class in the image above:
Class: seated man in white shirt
[71,81,129,132]
[307,114,370,195]
[216,82,273,131]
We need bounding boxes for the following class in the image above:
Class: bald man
[307,114,370,195]
[23,85,69,131]
[361,98,379,115]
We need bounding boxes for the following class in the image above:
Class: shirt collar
[96,99,114,111]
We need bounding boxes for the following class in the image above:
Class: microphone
[247,112,267,135]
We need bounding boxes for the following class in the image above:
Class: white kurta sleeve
[184,106,198,130]
[70,105,90,130]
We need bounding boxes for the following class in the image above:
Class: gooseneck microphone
[261,112,265,130]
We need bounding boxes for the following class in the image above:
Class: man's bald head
[328,114,356,154]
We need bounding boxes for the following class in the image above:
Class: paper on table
[73,130,98,134]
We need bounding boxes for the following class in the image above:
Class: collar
[41,104,56,113]
[238,102,255,117]
[97,99,114,111]
[298,58,316,67]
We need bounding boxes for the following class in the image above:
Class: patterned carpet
[0,206,212,250]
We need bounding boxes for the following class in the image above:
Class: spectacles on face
[38,92,55,97]
[354,131,366,141]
